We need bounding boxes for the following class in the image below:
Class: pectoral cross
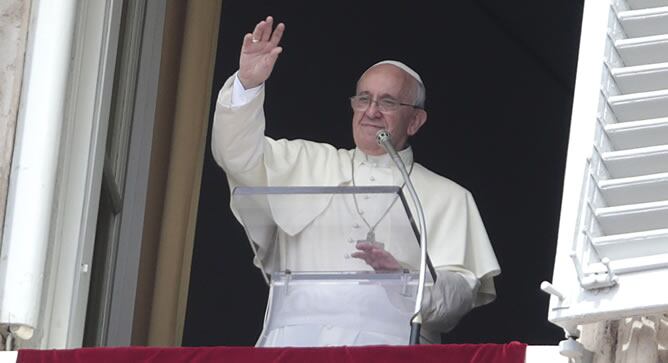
[366,230,376,242]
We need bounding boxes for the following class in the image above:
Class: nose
[364,100,382,118]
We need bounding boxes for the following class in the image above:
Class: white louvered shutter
[546,0,668,335]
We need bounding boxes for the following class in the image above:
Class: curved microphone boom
[376,129,428,345]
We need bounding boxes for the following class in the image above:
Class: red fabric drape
[18,343,526,363]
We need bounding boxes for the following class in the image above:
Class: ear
[407,109,427,136]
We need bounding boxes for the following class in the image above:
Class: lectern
[232,186,434,346]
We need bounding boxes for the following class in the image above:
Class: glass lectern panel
[258,271,419,346]
[232,186,425,274]
[233,186,434,347]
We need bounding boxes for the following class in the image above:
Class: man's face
[351,64,427,155]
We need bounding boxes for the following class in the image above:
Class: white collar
[352,146,414,169]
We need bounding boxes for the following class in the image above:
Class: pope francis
[211,16,500,346]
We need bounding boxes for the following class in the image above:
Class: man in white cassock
[212,16,501,346]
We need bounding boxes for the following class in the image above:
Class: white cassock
[212,73,501,346]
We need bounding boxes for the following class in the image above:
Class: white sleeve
[232,74,264,107]
[211,73,267,184]
[420,269,479,333]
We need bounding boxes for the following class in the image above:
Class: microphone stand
[376,130,429,345]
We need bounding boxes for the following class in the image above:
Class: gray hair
[414,79,426,109]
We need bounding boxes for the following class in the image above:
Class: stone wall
[581,316,668,362]
[0,0,31,242]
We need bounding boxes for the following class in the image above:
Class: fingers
[351,251,371,264]
[354,241,374,252]
[352,242,401,271]
[251,18,266,43]
[261,47,282,68]
[250,16,284,44]
[269,46,283,58]
[351,251,379,268]
[238,17,285,89]
[269,22,285,47]
[261,16,273,42]
[242,33,255,48]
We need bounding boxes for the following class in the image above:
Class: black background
[183,0,584,346]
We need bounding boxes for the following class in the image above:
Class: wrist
[237,74,262,90]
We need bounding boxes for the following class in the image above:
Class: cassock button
[353,223,360,228]
[344,253,351,259]
[348,238,355,243]
[369,176,376,181]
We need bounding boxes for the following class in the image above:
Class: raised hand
[238,16,285,89]
[351,241,402,271]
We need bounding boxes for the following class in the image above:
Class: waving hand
[238,16,285,89]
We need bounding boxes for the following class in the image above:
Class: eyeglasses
[350,95,420,113]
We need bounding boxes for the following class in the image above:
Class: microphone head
[376,129,392,145]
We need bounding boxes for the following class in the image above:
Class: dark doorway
[183,0,584,346]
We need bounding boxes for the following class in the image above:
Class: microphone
[376,129,429,345]
[375,130,399,162]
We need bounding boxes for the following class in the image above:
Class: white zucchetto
[370,60,423,85]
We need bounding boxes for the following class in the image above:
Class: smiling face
[352,64,427,155]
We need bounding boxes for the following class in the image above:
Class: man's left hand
[351,241,402,271]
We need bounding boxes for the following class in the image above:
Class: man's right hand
[238,16,285,90]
